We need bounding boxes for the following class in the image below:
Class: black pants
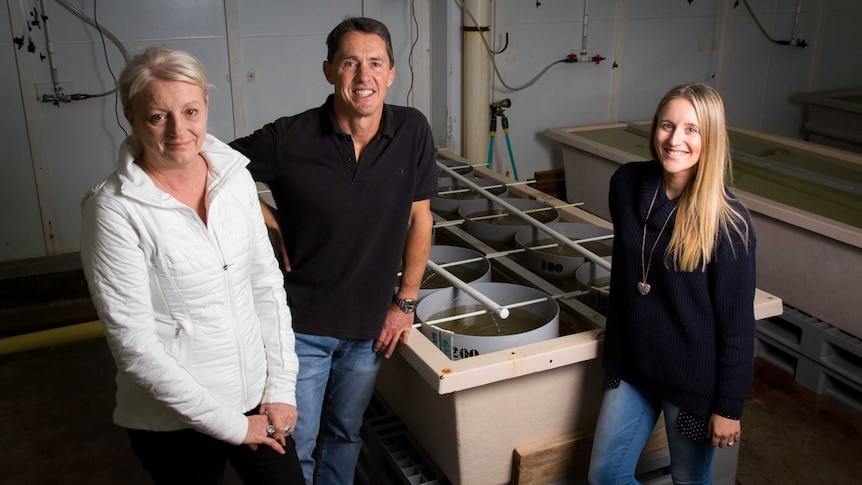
[126,425,304,485]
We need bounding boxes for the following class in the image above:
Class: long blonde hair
[648,83,750,272]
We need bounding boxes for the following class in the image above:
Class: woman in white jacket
[80,47,303,484]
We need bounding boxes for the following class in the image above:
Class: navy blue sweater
[603,161,757,419]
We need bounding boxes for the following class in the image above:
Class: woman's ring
[266,424,276,435]
[284,425,291,434]
[728,440,734,446]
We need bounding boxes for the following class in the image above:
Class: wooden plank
[534,169,567,201]
[511,432,592,485]
[512,418,668,485]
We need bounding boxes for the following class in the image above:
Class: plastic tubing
[582,0,590,53]
[0,321,103,356]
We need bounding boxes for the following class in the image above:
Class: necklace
[638,183,677,296]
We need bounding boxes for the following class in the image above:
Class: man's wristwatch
[392,295,418,314]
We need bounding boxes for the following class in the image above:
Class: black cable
[740,0,779,43]
[489,32,509,55]
[93,0,126,137]
[738,0,806,47]
[406,0,419,106]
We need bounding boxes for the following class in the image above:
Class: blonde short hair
[118,46,208,111]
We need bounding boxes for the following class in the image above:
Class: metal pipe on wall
[580,0,590,59]
[39,0,61,97]
[461,0,491,165]
[224,0,247,138]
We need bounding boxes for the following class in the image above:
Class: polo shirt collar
[321,94,395,139]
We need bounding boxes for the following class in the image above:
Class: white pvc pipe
[792,0,803,41]
[462,0,491,164]
[224,0,247,138]
[426,260,510,319]
[580,0,590,58]
[39,0,60,97]
[438,161,612,271]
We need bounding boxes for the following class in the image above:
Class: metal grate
[356,393,450,485]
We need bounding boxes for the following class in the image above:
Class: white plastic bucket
[418,282,559,360]
[432,176,509,217]
[396,245,492,300]
[437,158,474,178]
[515,222,613,278]
[457,198,559,247]
[574,256,612,314]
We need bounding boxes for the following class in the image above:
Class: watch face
[404,300,417,312]
[395,297,417,313]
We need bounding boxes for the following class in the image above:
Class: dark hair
[326,17,394,67]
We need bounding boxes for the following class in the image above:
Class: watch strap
[393,295,418,313]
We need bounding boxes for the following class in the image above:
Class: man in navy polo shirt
[230,17,437,485]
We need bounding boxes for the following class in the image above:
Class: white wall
[478,0,862,178]
[3,0,237,261]
[2,0,861,263]
[1,2,44,259]
[1,0,425,262]
[236,0,431,136]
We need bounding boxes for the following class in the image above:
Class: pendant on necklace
[637,281,651,295]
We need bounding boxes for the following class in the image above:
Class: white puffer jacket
[80,134,297,445]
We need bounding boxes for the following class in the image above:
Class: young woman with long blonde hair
[589,83,756,484]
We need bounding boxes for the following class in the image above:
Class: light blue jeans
[293,333,382,485]
[588,379,715,485]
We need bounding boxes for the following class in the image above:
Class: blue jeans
[588,379,715,485]
[293,333,382,485]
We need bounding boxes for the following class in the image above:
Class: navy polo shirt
[230,95,438,339]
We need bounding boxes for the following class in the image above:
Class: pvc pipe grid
[417,160,614,327]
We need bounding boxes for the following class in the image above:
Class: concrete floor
[737,360,862,484]
[1,336,860,484]
[1,265,859,483]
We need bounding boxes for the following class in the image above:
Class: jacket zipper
[206,205,249,406]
